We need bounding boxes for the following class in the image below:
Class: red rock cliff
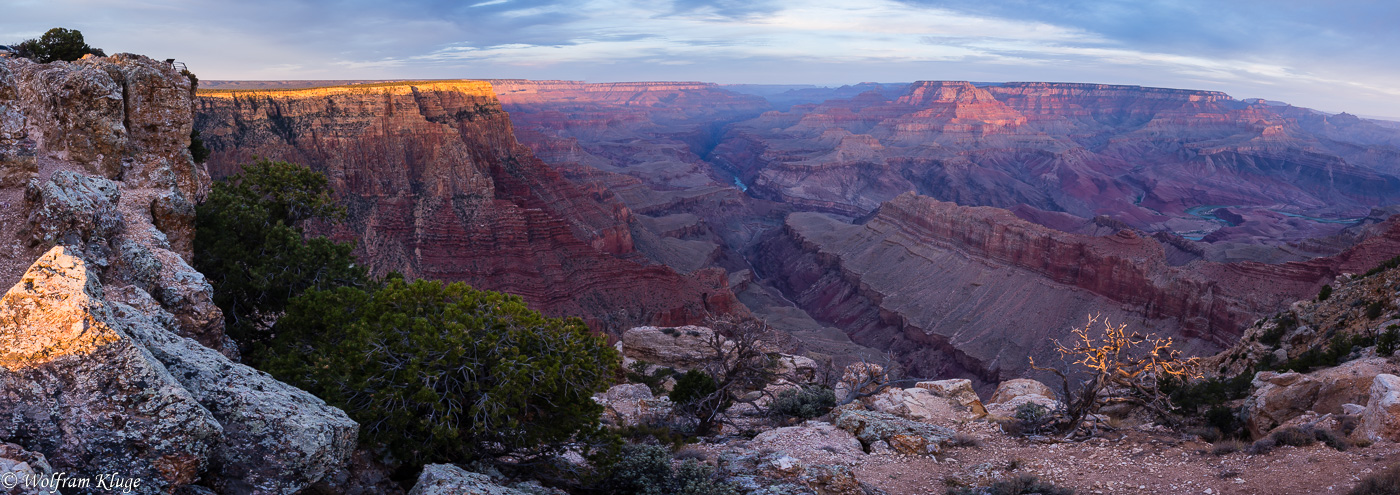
[195,81,741,326]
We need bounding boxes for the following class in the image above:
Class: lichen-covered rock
[0,246,221,494]
[109,286,356,495]
[407,464,531,495]
[751,421,864,457]
[24,170,122,248]
[621,325,722,369]
[302,449,405,495]
[592,383,674,427]
[150,190,196,257]
[1361,374,1400,442]
[917,379,982,409]
[833,409,953,455]
[865,387,967,423]
[11,58,128,177]
[0,442,54,495]
[798,464,880,495]
[989,378,1056,404]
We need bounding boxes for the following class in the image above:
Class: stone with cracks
[108,286,357,495]
[833,409,953,456]
[407,464,531,495]
[1361,374,1400,443]
[0,246,221,494]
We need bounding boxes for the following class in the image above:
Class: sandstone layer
[195,81,743,327]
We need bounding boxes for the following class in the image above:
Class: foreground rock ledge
[0,246,357,494]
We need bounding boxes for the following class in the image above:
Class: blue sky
[5,0,1400,118]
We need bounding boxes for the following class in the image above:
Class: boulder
[833,409,954,455]
[917,379,982,408]
[751,421,864,457]
[303,449,406,495]
[407,464,531,495]
[621,325,721,369]
[1244,371,1322,438]
[0,442,54,495]
[110,287,357,495]
[774,353,818,382]
[1361,374,1400,442]
[865,387,967,424]
[24,170,122,248]
[989,378,1056,404]
[592,383,673,427]
[799,464,880,495]
[834,362,887,401]
[1239,359,1394,439]
[0,247,221,494]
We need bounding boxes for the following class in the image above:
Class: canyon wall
[195,81,742,327]
[756,192,1400,383]
[711,81,1400,246]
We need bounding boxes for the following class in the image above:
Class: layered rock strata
[711,81,1400,244]
[756,193,1400,382]
[195,81,742,326]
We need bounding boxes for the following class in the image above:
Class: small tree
[1030,314,1201,437]
[263,279,620,466]
[15,28,104,63]
[669,315,777,436]
[194,159,368,351]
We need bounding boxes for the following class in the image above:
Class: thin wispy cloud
[3,0,1399,117]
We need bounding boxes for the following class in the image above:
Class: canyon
[194,81,744,329]
[194,79,1400,385]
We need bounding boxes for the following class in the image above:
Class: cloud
[2,0,1398,117]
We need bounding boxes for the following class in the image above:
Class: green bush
[13,27,104,62]
[262,278,619,466]
[670,369,719,407]
[1319,285,1334,301]
[602,444,738,495]
[1380,326,1400,356]
[946,475,1074,495]
[194,159,368,351]
[627,361,677,396]
[1368,300,1386,320]
[1362,255,1400,279]
[189,130,210,164]
[769,384,837,420]
[1014,402,1054,436]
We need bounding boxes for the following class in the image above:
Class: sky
[4,0,1400,118]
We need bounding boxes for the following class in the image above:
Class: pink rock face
[195,82,744,327]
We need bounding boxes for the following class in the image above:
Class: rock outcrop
[195,81,743,327]
[833,409,955,455]
[1361,374,1400,442]
[0,247,222,494]
[0,54,355,494]
[407,464,532,495]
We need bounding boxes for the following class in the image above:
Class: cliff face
[195,81,742,326]
[755,192,1400,383]
[0,54,356,494]
[712,81,1400,246]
